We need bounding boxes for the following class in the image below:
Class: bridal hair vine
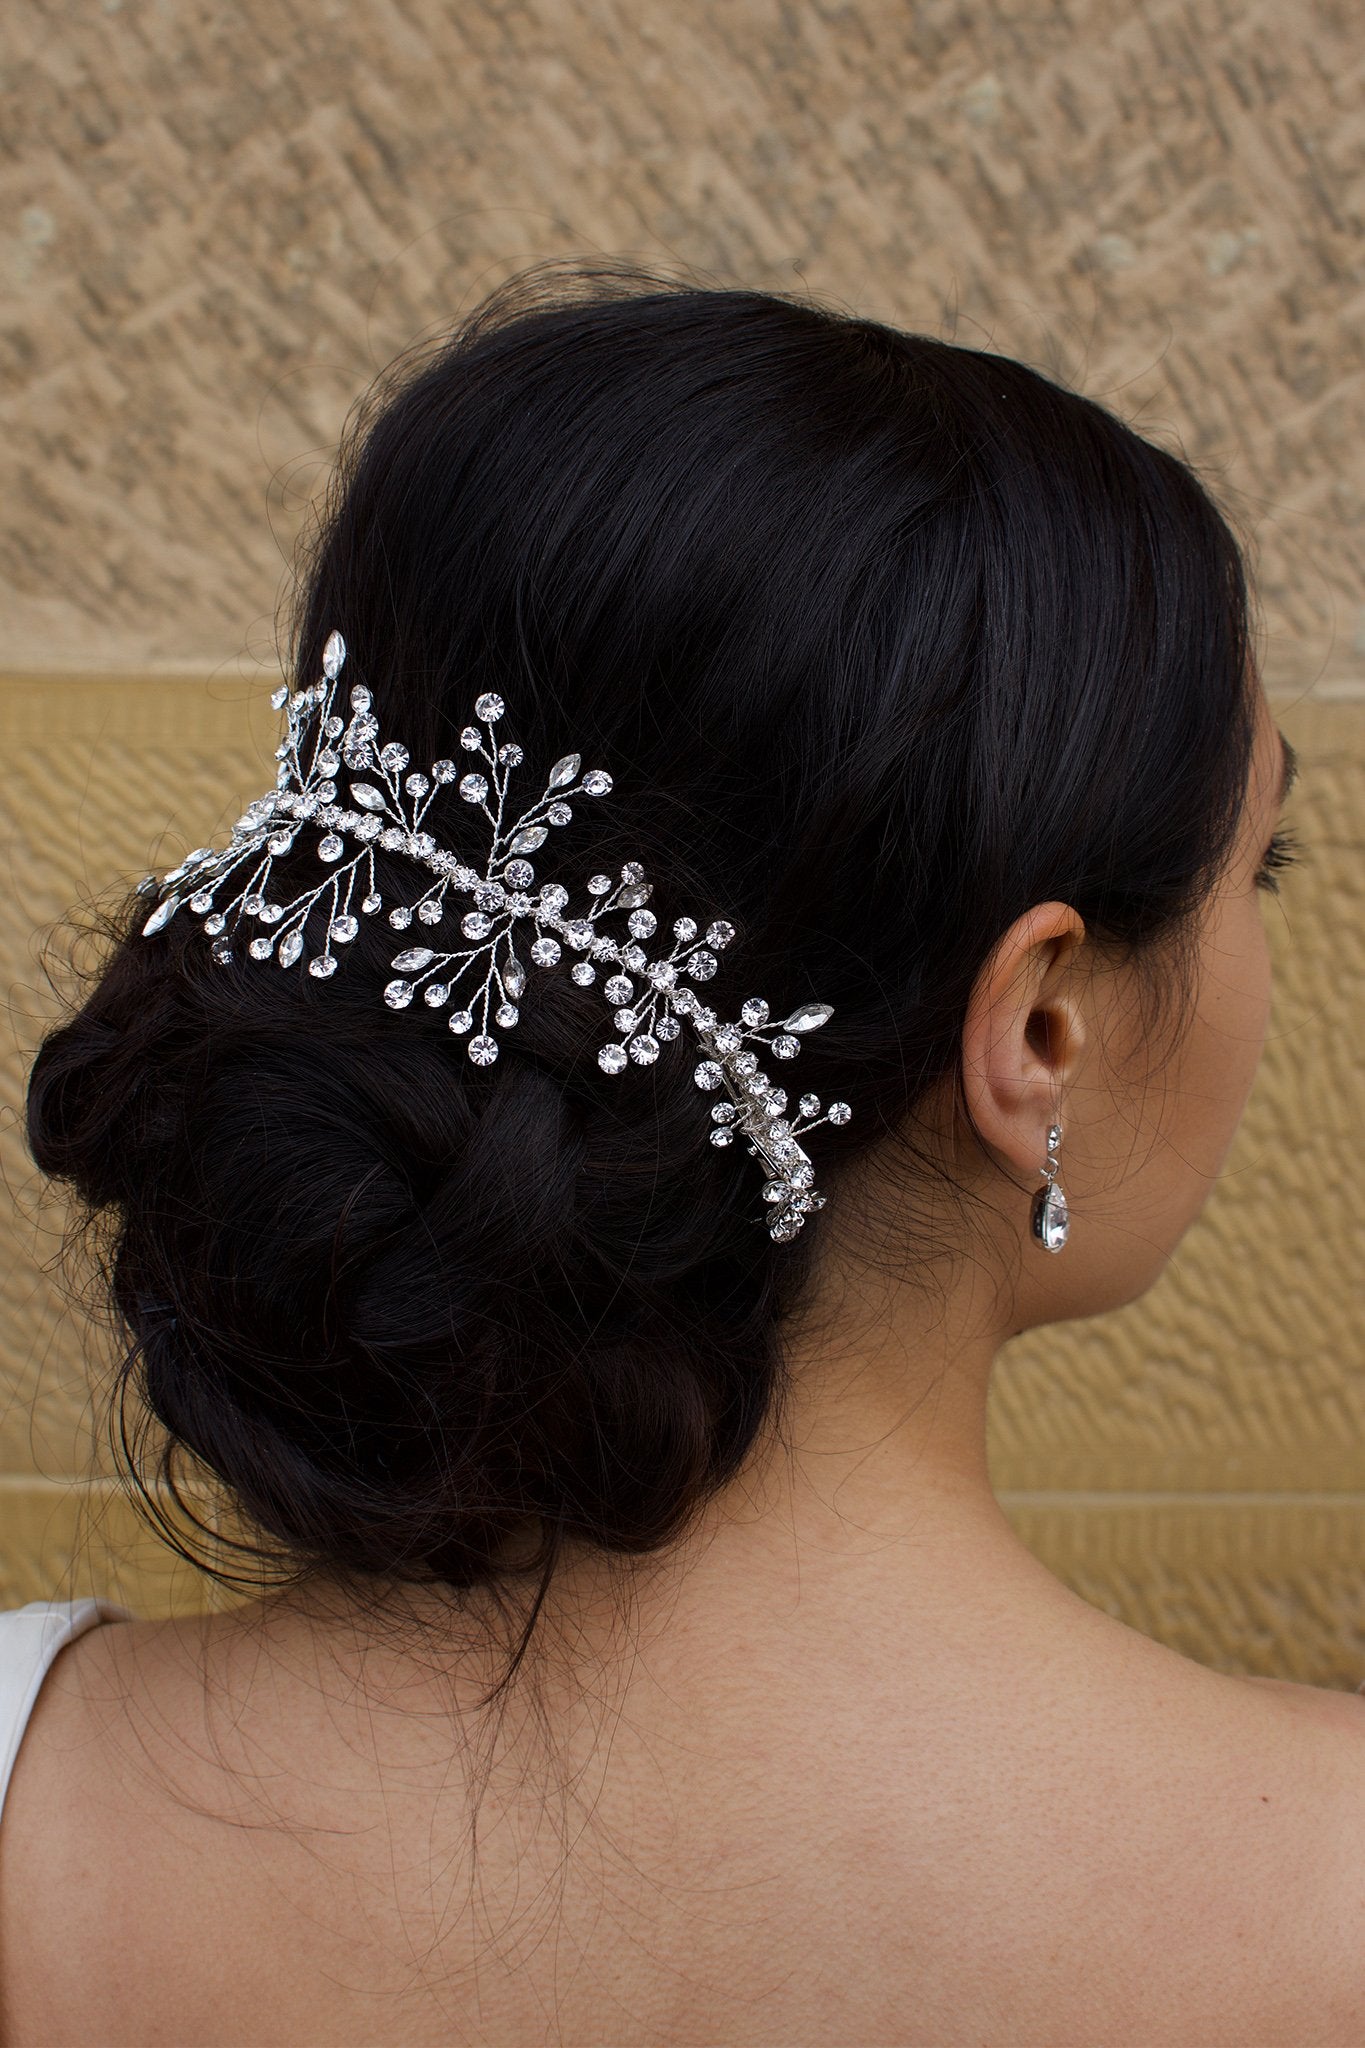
[135,632,852,1242]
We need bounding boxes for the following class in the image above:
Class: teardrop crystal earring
[1030,1120,1069,1253]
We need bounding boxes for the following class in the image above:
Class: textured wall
[2,0,1362,1678]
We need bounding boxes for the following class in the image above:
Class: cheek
[1167,890,1272,1181]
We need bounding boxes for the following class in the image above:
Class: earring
[1030,1121,1069,1253]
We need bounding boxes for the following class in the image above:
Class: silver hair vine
[136,631,852,1242]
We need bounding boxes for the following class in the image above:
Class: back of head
[25,261,1256,1657]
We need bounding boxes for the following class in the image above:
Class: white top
[0,1597,134,1826]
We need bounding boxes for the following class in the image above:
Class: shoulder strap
[0,1598,135,1826]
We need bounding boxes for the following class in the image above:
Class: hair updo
[26,260,1257,1643]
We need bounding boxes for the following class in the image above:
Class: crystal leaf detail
[350,784,387,811]
[509,825,548,854]
[322,630,346,678]
[783,1002,834,1032]
[548,752,581,788]
[142,896,180,936]
[392,947,435,970]
[278,929,304,967]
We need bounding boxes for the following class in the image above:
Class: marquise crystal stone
[784,1002,833,1032]
[141,895,179,936]
[1031,1180,1070,1253]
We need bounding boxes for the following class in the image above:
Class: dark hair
[25,260,1256,1666]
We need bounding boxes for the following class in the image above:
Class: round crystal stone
[799,1093,821,1117]
[432,758,457,783]
[405,772,429,796]
[598,1043,628,1074]
[249,936,273,959]
[462,911,493,940]
[673,916,697,941]
[468,1034,499,1064]
[655,1014,680,1040]
[459,773,488,803]
[474,692,504,721]
[362,892,382,913]
[448,1009,473,1033]
[210,938,233,964]
[709,1126,734,1147]
[424,983,449,1006]
[713,1025,743,1055]
[494,1002,519,1027]
[706,920,736,948]
[627,909,657,939]
[613,1008,638,1032]
[587,874,612,896]
[687,949,717,980]
[308,954,337,977]
[772,1035,800,1059]
[539,883,570,913]
[330,915,359,943]
[190,891,213,912]
[693,1060,723,1090]
[417,900,443,924]
[379,742,409,772]
[204,914,226,935]
[741,998,769,1026]
[505,860,535,887]
[498,742,524,765]
[546,802,571,825]
[318,834,344,861]
[384,979,414,1008]
[389,906,413,928]
[582,769,612,795]
[711,1102,737,1122]
[570,961,596,985]
[605,975,634,1005]
[531,937,561,967]
[460,726,482,750]
[828,1101,851,1125]
[628,1033,659,1064]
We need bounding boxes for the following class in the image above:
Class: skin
[5,683,1362,2048]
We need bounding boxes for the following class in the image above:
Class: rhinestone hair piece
[136,630,852,1241]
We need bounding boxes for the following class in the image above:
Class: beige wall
[3,1,1362,1680]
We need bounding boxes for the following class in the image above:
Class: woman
[3,263,1357,2047]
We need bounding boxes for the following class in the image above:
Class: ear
[959,901,1087,1178]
